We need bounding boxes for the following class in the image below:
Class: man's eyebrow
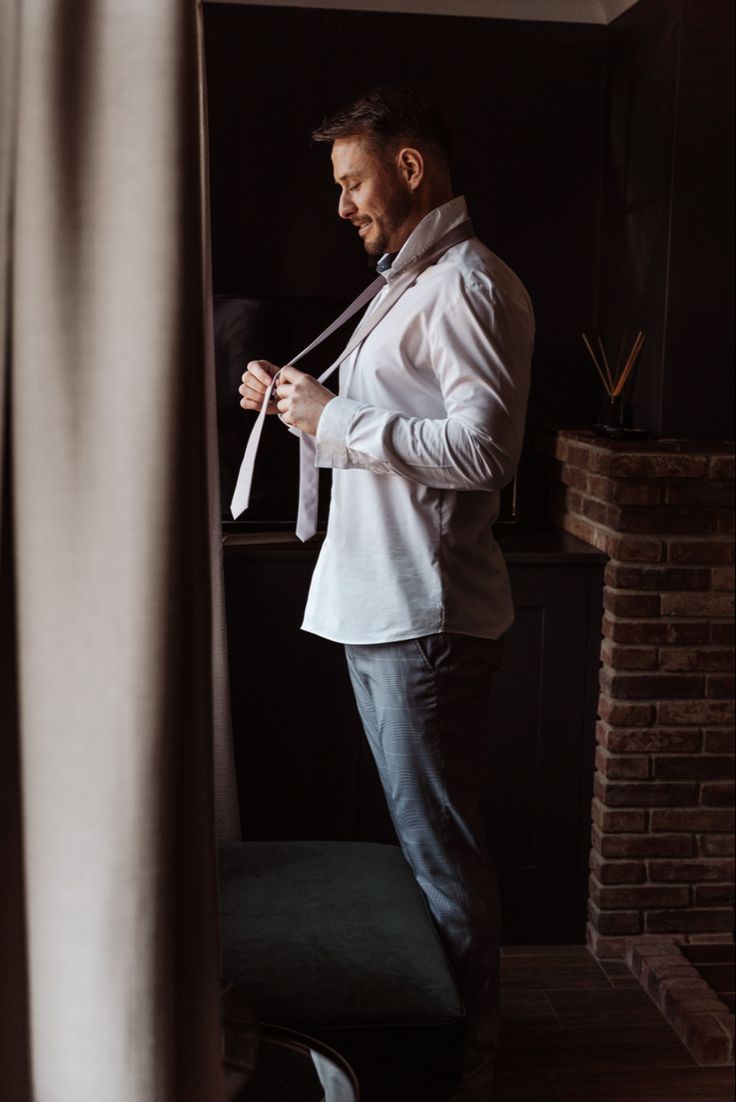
[335,171,360,183]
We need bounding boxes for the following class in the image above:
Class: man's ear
[397,147,424,191]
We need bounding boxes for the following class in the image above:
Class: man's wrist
[312,394,336,436]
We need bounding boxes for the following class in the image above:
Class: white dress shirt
[301,196,534,645]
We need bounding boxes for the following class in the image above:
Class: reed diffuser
[582,331,646,436]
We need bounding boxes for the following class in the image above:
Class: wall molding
[203,0,641,26]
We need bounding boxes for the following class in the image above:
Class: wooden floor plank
[492,1066,564,1100]
[544,986,670,1029]
[500,953,611,991]
[501,946,593,958]
[498,1022,694,1072]
[552,1065,736,1101]
[499,989,559,1026]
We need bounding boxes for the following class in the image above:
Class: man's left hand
[275,366,334,436]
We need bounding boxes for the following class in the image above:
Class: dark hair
[312,86,452,168]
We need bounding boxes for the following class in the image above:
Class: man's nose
[338,190,356,219]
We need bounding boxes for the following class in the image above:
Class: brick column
[539,430,735,957]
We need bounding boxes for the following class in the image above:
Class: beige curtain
[0,2,238,1098]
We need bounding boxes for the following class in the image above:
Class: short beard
[364,186,414,257]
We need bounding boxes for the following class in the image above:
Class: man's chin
[359,227,388,258]
[363,239,385,258]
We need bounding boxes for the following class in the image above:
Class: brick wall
[539,430,735,957]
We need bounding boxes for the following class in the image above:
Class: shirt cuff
[315,396,363,469]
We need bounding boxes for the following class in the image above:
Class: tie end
[295,526,317,543]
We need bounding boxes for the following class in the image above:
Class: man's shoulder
[425,237,532,313]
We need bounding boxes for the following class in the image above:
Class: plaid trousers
[345,632,503,1102]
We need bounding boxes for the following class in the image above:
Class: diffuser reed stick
[582,331,645,397]
[613,331,645,397]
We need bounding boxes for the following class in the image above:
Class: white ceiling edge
[203,0,641,25]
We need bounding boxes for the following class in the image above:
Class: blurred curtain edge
[0,2,238,1099]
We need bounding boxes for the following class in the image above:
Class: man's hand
[274,365,334,436]
[239,361,334,436]
[239,360,280,413]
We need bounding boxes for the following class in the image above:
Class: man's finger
[245,360,277,386]
[241,383,261,399]
[277,364,301,384]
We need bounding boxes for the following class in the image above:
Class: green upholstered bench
[219,840,465,1102]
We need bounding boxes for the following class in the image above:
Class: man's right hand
[239,360,280,413]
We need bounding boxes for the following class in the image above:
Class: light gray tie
[230,219,474,540]
[229,273,387,523]
[292,251,398,541]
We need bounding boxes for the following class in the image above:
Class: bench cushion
[219,841,465,1099]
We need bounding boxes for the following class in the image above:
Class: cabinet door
[224,547,601,942]
[348,561,602,941]
[485,564,601,943]
[225,549,365,841]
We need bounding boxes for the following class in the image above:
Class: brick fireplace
[539,429,735,958]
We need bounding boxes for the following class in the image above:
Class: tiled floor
[494,946,735,1101]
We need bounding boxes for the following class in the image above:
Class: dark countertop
[222,526,608,565]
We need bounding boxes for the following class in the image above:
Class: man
[239,87,534,1102]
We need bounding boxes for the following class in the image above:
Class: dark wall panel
[223,537,604,943]
[205,0,734,525]
[204,3,609,524]
[663,0,735,440]
[598,0,679,435]
[599,0,735,439]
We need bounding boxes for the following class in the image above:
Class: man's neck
[391,190,457,253]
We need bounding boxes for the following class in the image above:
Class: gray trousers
[345,633,503,1102]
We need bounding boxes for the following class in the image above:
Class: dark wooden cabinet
[223,529,604,943]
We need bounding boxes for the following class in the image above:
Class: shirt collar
[387,195,469,281]
[375,252,397,275]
